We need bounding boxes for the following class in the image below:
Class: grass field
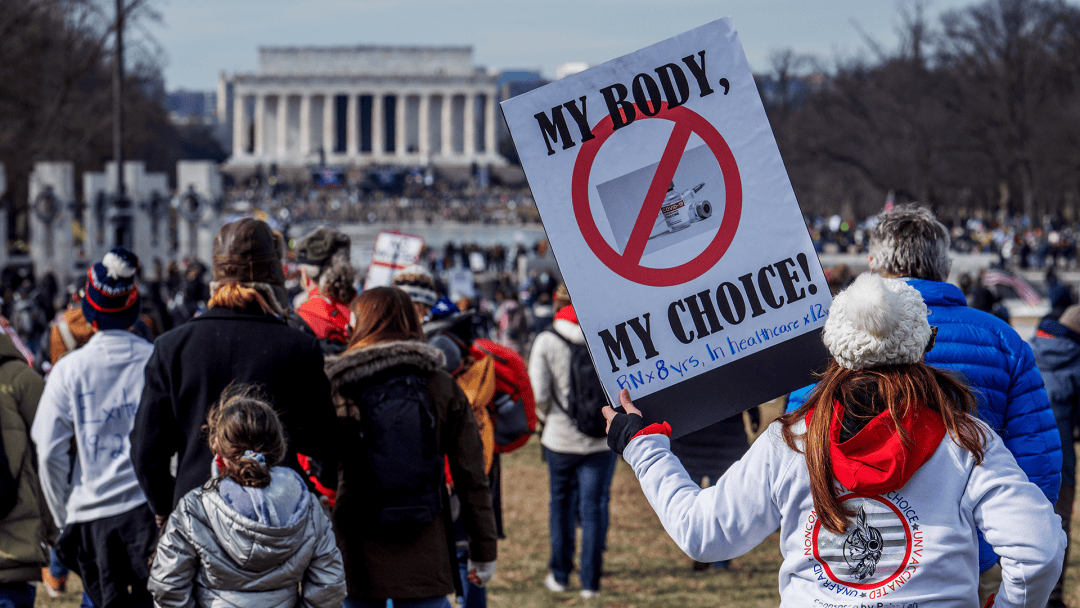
[34,437,1080,607]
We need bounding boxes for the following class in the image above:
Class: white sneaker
[544,573,568,593]
[580,589,600,599]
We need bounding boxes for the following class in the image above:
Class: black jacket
[131,308,338,516]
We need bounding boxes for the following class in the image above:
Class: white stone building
[219,45,505,171]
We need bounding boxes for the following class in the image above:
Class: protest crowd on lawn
[0,202,1072,607]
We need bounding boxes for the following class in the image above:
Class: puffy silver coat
[148,472,345,608]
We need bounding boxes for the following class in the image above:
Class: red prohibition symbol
[571,102,743,287]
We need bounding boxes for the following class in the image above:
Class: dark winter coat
[326,340,497,600]
[131,308,339,516]
[0,333,49,583]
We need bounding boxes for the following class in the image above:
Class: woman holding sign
[604,273,1064,606]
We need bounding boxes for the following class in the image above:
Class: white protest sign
[363,231,425,289]
[501,18,831,436]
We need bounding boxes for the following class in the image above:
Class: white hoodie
[623,420,1065,607]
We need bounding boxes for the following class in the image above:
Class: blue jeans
[547,450,618,592]
[49,546,68,578]
[0,582,35,608]
[343,597,449,608]
[455,547,486,608]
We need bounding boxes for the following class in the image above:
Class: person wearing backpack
[326,286,497,608]
[0,330,48,608]
[528,304,616,599]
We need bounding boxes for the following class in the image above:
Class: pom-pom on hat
[82,247,141,331]
[392,264,438,307]
[822,273,932,370]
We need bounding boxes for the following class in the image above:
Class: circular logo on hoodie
[811,495,913,591]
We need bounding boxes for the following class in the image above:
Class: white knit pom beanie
[822,273,932,370]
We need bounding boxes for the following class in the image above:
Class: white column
[395,92,407,159]
[485,92,497,157]
[323,94,335,158]
[347,93,358,157]
[300,94,312,156]
[441,93,452,157]
[418,93,430,159]
[464,91,476,159]
[233,90,248,157]
[253,93,266,157]
[372,93,384,158]
[276,94,287,159]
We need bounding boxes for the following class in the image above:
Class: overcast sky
[151,0,980,91]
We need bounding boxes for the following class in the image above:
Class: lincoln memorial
[220,45,505,171]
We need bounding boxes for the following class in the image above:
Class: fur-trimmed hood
[326,340,445,388]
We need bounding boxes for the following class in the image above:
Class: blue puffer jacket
[787,278,1062,572]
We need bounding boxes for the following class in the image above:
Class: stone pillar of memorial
[29,161,76,284]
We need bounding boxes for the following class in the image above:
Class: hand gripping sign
[502,18,832,437]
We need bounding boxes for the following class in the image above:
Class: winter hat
[212,218,285,286]
[822,273,932,370]
[392,264,438,307]
[296,227,350,267]
[554,304,578,325]
[82,247,141,330]
[1060,304,1080,334]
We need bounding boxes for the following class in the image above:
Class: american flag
[982,269,1042,306]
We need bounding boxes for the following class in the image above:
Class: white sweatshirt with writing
[623,420,1064,608]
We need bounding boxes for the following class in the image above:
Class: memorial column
[323,93,334,158]
[299,93,311,157]
[395,90,407,159]
[346,92,358,158]
[463,90,476,160]
[253,93,266,158]
[232,89,248,158]
[276,94,288,159]
[418,93,430,160]
[372,91,384,159]
[485,91,497,158]
[441,92,452,157]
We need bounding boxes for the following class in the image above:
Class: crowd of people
[0,202,1075,608]
[808,211,1080,271]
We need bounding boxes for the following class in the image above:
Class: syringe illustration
[650,170,721,238]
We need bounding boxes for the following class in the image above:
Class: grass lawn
[34,437,1080,606]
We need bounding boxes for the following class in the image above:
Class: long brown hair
[779,361,987,535]
[205,386,287,489]
[346,286,424,351]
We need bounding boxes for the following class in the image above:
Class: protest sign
[363,230,425,289]
[501,17,832,437]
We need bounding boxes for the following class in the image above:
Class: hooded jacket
[0,333,49,584]
[529,306,609,455]
[326,340,497,600]
[623,412,1065,607]
[148,467,345,608]
[1030,317,1080,422]
[788,278,1061,571]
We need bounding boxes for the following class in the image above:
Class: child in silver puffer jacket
[148,388,345,608]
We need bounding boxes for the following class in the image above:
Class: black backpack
[549,330,610,438]
[356,374,444,526]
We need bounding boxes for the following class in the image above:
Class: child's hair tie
[241,450,267,467]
